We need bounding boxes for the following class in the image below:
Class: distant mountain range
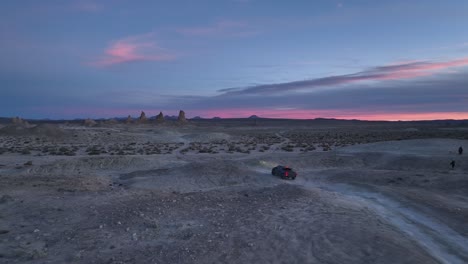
[164,115,178,120]
[1,116,468,125]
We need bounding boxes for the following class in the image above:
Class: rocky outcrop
[11,117,29,126]
[156,112,165,123]
[84,118,97,127]
[138,111,147,123]
[177,110,187,123]
[125,115,133,124]
[30,124,66,137]
[105,118,118,125]
[1,123,67,138]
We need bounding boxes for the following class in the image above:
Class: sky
[1,0,468,121]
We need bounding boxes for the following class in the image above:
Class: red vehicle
[271,165,297,180]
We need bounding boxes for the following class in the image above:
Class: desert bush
[306,146,316,151]
[21,148,31,155]
[180,147,190,154]
[281,145,294,152]
[88,150,101,155]
[86,145,103,155]
[59,146,69,152]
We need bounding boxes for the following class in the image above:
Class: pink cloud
[91,33,176,67]
[407,58,468,71]
[374,58,468,81]
[176,20,256,37]
[375,70,433,80]
[223,57,468,95]
[74,1,102,12]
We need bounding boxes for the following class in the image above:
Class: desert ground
[0,119,467,263]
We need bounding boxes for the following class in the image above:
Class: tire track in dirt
[291,179,468,264]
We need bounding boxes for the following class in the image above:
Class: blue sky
[1,0,468,120]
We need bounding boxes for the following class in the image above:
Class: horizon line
[3,116,468,123]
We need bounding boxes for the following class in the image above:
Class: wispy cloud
[91,33,176,67]
[176,20,257,37]
[416,42,468,52]
[74,1,102,12]
[21,70,468,120]
[219,57,468,95]
[155,71,468,120]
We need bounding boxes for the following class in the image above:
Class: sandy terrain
[0,121,467,263]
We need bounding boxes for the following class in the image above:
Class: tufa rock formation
[105,118,119,125]
[138,111,147,123]
[11,116,30,126]
[84,118,97,127]
[177,110,187,123]
[125,115,133,124]
[156,112,165,123]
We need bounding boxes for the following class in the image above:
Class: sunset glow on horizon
[1,1,468,121]
[27,106,468,122]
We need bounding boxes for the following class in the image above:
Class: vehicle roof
[276,165,293,170]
